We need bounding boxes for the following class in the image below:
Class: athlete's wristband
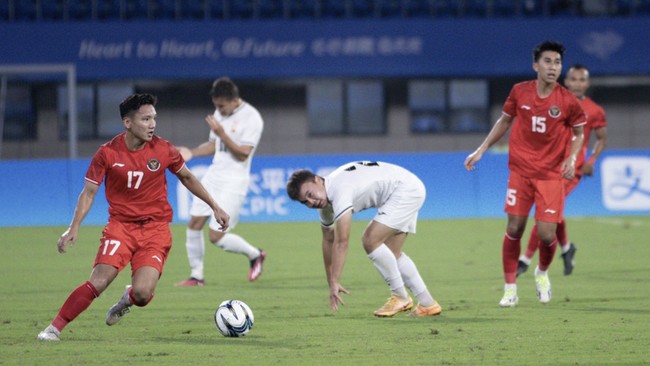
[587,156,596,165]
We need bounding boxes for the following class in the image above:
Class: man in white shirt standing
[286,161,442,317]
[176,77,266,286]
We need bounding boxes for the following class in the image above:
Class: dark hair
[568,63,589,73]
[533,41,565,62]
[119,93,157,119]
[209,77,239,100]
[286,169,317,201]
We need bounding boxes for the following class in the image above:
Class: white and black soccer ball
[214,299,254,337]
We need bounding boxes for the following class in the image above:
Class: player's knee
[209,231,225,246]
[538,233,556,246]
[130,288,154,307]
[506,224,525,237]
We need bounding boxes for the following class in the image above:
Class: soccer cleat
[373,295,414,317]
[561,243,577,276]
[37,324,60,341]
[105,285,133,326]
[535,270,552,304]
[408,301,442,317]
[175,278,205,287]
[248,249,267,282]
[499,286,519,307]
[516,260,529,277]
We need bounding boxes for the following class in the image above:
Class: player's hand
[329,283,350,312]
[581,162,594,176]
[213,207,230,232]
[561,158,576,180]
[57,227,77,254]
[205,115,224,136]
[177,146,193,162]
[464,150,483,171]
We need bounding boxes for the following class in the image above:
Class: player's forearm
[184,177,217,209]
[569,128,585,161]
[329,240,349,284]
[591,128,608,159]
[69,185,96,229]
[477,115,511,152]
[322,238,333,285]
[189,142,215,158]
[220,135,251,161]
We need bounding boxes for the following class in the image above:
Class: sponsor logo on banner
[601,156,650,210]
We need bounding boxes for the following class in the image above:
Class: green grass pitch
[1,217,649,365]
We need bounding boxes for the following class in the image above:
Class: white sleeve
[319,205,335,227]
[240,113,263,147]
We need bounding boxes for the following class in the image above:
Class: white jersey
[319,161,423,228]
[206,101,264,195]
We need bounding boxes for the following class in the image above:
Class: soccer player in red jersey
[464,41,586,307]
[37,93,229,341]
[517,64,608,277]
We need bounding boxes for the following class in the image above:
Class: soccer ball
[214,299,254,337]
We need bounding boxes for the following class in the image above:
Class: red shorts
[504,172,565,223]
[94,220,172,277]
[563,174,582,197]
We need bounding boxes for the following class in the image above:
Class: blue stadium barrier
[1,149,648,227]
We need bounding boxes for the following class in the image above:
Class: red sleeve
[502,85,518,117]
[167,142,185,174]
[85,147,107,186]
[591,104,607,129]
[568,95,587,128]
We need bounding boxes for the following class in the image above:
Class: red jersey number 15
[532,116,546,133]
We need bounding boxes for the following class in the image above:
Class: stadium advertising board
[1,18,649,79]
[0,150,648,227]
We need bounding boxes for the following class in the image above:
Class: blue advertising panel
[0,149,648,228]
[1,18,649,79]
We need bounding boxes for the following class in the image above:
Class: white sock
[397,253,434,307]
[560,243,571,253]
[504,283,517,293]
[186,228,205,280]
[216,233,260,260]
[534,266,547,276]
[367,244,408,299]
[519,255,532,265]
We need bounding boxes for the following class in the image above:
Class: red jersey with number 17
[85,132,185,222]
[503,80,586,180]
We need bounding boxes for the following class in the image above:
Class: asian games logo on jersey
[548,106,561,118]
[147,158,161,172]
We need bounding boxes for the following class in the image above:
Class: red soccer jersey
[85,132,185,222]
[503,80,586,180]
[575,96,607,171]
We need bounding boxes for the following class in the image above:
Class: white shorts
[373,178,425,234]
[189,186,245,232]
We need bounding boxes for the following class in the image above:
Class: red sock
[524,224,539,259]
[556,220,568,247]
[502,233,521,284]
[538,238,558,271]
[52,281,99,331]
